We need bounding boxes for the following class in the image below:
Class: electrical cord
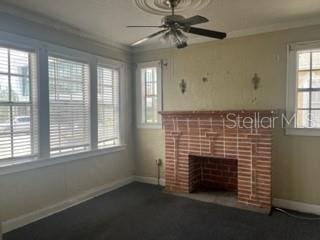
[274,207,320,221]
[156,158,162,187]
[157,164,160,186]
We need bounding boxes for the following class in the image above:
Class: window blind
[48,56,90,156]
[97,66,120,148]
[0,47,38,160]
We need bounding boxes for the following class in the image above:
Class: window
[296,50,320,128]
[0,32,126,167]
[287,41,320,135]
[48,56,90,156]
[97,65,120,148]
[0,46,38,160]
[136,61,162,128]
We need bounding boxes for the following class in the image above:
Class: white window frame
[0,31,127,173]
[0,43,39,161]
[136,60,163,129]
[96,57,125,148]
[286,40,320,136]
[47,49,92,156]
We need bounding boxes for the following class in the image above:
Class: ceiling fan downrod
[167,0,180,16]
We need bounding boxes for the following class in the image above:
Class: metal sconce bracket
[252,73,261,90]
[179,79,186,94]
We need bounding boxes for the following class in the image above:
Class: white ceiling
[2,0,320,49]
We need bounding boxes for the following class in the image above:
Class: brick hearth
[160,111,273,212]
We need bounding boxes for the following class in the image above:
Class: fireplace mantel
[160,110,276,117]
[160,110,273,213]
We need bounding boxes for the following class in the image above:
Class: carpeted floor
[4,182,320,240]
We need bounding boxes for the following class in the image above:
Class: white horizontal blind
[97,66,120,148]
[48,56,90,156]
[0,47,38,160]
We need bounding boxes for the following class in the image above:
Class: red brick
[162,111,272,211]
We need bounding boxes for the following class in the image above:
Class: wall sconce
[179,79,187,94]
[202,76,208,82]
[202,72,210,82]
[252,73,261,90]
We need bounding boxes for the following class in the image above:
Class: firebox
[189,156,237,193]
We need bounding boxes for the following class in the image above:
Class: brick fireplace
[160,111,273,213]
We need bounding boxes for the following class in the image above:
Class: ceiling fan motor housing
[162,15,186,27]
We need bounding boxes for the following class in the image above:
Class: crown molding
[227,16,320,39]
[131,16,320,53]
[0,2,130,53]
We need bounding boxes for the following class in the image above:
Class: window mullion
[8,49,12,103]
[90,58,98,150]
[9,105,14,158]
[144,71,148,123]
[7,49,14,158]
[112,70,116,141]
[309,52,313,127]
[38,47,50,159]
[28,52,36,156]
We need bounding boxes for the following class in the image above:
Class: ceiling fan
[127,0,227,49]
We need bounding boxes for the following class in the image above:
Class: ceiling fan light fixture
[176,41,188,49]
[160,29,188,48]
[172,29,188,48]
[175,29,187,41]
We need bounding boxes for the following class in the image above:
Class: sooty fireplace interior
[189,156,237,193]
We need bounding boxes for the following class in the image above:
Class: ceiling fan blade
[127,25,164,28]
[180,15,209,25]
[131,30,167,46]
[184,27,226,39]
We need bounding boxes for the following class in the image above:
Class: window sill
[286,128,320,137]
[137,124,162,129]
[0,145,126,176]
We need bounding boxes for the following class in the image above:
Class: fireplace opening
[188,156,238,205]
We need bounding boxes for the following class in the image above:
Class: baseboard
[2,176,135,234]
[135,175,165,186]
[273,198,320,215]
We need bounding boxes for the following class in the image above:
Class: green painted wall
[133,25,320,205]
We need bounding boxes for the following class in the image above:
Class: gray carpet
[4,182,320,240]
